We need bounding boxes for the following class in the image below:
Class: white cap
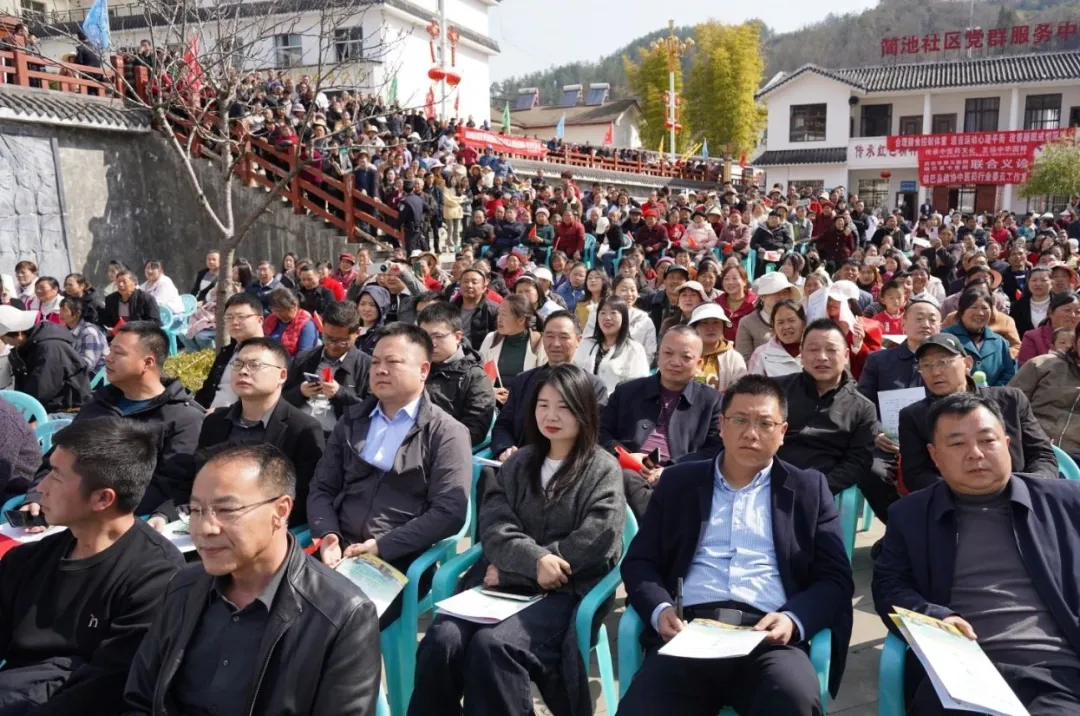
[531,267,554,283]
[0,306,37,335]
[688,302,731,326]
[827,279,861,302]
[753,272,802,300]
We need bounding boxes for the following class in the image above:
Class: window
[957,186,977,214]
[1026,195,1072,215]
[899,116,923,136]
[274,34,303,68]
[334,26,363,62]
[789,104,826,143]
[1024,94,1062,130]
[219,37,243,70]
[858,179,889,212]
[19,0,45,18]
[1071,108,1080,128]
[932,114,957,133]
[860,104,892,137]
[964,97,1000,132]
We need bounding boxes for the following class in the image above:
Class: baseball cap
[0,306,37,336]
[531,267,554,283]
[665,264,690,279]
[914,332,966,360]
[677,281,709,303]
[688,302,731,326]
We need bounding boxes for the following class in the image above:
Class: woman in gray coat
[410,364,626,716]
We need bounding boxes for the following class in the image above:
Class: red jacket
[635,223,669,257]
[320,277,346,301]
[848,317,883,380]
[718,290,757,343]
[815,227,857,266]
[555,220,586,258]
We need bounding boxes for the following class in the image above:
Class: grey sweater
[479,445,625,597]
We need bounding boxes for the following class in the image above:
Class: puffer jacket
[423,344,497,446]
[8,321,90,411]
[1010,350,1080,454]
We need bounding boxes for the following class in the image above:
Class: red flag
[739,152,747,168]
[483,360,499,384]
[182,34,204,93]
[602,122,614,146]
[454,93,460,118]
[614,445,644,472]
[425,88,436,120]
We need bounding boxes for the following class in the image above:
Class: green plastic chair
[583,234,597,269]
[617,606,833,714]
[0,390,48,425]
[90,367,109,389]
[159,306,180,356]
[835,486,861,561]
[877,632,908,716]
[1053,444,1080,481]
[35,418,72,452]
[429,506,639,716]
[743,250,757,282]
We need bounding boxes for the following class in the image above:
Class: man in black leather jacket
[121,443,380,716]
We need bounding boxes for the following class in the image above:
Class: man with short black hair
[193,338,324,526]
[193,292,266,410]
[295,264,335,317]
[417,302,496,447]
[123,444,381,715]
[100,271,161,329]
[450,267,498,349]
[0,418,184,715]
[246,262,282,314]
[283,301,371,432]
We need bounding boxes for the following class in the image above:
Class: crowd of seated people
[0,181,1078,715]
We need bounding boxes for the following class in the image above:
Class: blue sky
[489,0,880,81]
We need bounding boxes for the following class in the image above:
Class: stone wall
[0,130,71,281]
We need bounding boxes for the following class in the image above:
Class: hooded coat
[423,343,497,446]
[356,285,391,355]
[8,321,90,411]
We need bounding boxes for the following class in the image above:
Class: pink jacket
[1018,323,1054,366]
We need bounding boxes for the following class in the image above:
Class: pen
[676,578,683,621]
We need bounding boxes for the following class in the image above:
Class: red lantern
[880,170,892,179]
[664,120,674,130]
[444,70,461,87]
[428,66,446,82]
[674,123,683,133]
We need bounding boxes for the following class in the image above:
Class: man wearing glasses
[192,338,324,527]
[194,293,266,410]
[618,374,854,715]
[898,332,1056,492]
[283,301,371,434]
[123,443,381,715]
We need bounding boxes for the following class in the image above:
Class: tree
[623,44,688,153]
[1021,139,1080,199]
[31,0,414,345]
[686,21,767,162]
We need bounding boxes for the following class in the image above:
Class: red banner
[881,22,1077,57]
[920,143,1037,160]
[887,128,1074,151]
[457,127,547,159]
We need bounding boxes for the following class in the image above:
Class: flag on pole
[658,135,664,155]
[501,102,511,133]
[739,152,747,168]
[81,0,111,51]
[554,112,566,139]
[388,75,398,105]
[701,138,709,159]
[602,122,614,146]
[182,35,203,93]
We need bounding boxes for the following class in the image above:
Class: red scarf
[263,310,313,356]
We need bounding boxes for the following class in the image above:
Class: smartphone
[303,372,322,384]
[412,261,425,275]
[641,448,661,471]
[480,586,541,602]
[4,510,48,529]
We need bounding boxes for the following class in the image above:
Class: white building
[494,84,644,149]
[17,0,499,122]
[753,50,1080,217]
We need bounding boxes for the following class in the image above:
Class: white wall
[764,164,848,193]
[520,109,641,149]
[762,73,852,152]
[852,92,924,137]
[395,0,491,38]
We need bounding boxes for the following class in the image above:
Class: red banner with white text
[457,127,547,159]
[887,128,1074,152]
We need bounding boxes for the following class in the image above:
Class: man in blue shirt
[307,323,471,624]
[618,374,854,715]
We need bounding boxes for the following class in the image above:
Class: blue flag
[81,0,111,51]
[701,138,709,159]
[554,112,566,139]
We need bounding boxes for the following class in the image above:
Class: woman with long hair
[103,260,126,297]
[747,299,806,377]
[514,274,561,322]
[574,268,610,330]
[141,259,184,313]
[574,296,650,393]
[409,363,625,716]
[1018,291,1080,366]
[478,294,546,400]
[278,252,299,289]
[856,262,883,300]
[717,264,756,343]
[942,288,1015,386]
[584,276,658,364]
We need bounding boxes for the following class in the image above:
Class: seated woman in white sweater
[583,276,658,364]
[573,295,650,394]
[140,259,185,314]
[748,299,806,377]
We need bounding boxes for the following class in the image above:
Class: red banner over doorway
[456,127,547,159]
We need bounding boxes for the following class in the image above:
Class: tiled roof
[493,99,640,129]
[757,50,1080,99]
[752,147,847,166]
[0,85,150,132]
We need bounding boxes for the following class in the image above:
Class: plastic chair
[877,632,908,716]
[743,250,757,282]
[835,486,861,561]
[583,234,597,269]
[430,506,639,716]
[1053,444,1080,481]
[158,306,179,356]
[35,418,72,452]
[469,450,492,543]
[617,606,833,714]
[859,494,874,532]
[472,411,497,453]
[180,294,198,317]
[90,367,108,389]
[0,495,26,524]
[0,390,48,425]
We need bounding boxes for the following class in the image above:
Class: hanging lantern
[444,69,462,87]
[675,123,683,133]
[428,66,446,82]
[448,26,460,67]
[664,120,674,130]
[880,170,892,179]
[426,20,440,64]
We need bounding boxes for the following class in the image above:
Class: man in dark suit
[601,325,723,518]
[193,293,265,410]
[617,374,854,716]
[100,271,161,330]
[193,338,324,526]
[873,393,1080,714]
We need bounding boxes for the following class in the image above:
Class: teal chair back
[158,306,180,356]
[743,250,757,282]
[35,418,72,452]
[180,294,198,316]
[0,495,26,524]
[0,390,48,425]
[1053,444,1080,480]
[583,234,597,269]
[90,367,109,389]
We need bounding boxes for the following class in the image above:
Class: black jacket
[193,399,325,525]
[297,285,336,317]
[192,342,238,409]
[450,296,499,352]
[491,365,609,458]
[424,345,497,447]
[189,268,217,303]
[774,371,878,494]
[599,374,722,465]
[120,537,380,716]
[29,380,204,517]
[74,287,106,327]
[8,321,90,411]
[898,382,1058,492]
[283,346,371,421]
[749,223,793,254]
[100,289,161,329]
[1010,292,1043,339]
[857,342,923,416]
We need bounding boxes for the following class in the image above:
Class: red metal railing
[0,47,126,94]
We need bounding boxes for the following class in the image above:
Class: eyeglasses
[177,496,283,525]
[426,332,454,342]
[321,335,354,347]
[224,313,259,323]
[231,359,285,373]
[917,356,960,373]
[722,416,782,433]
